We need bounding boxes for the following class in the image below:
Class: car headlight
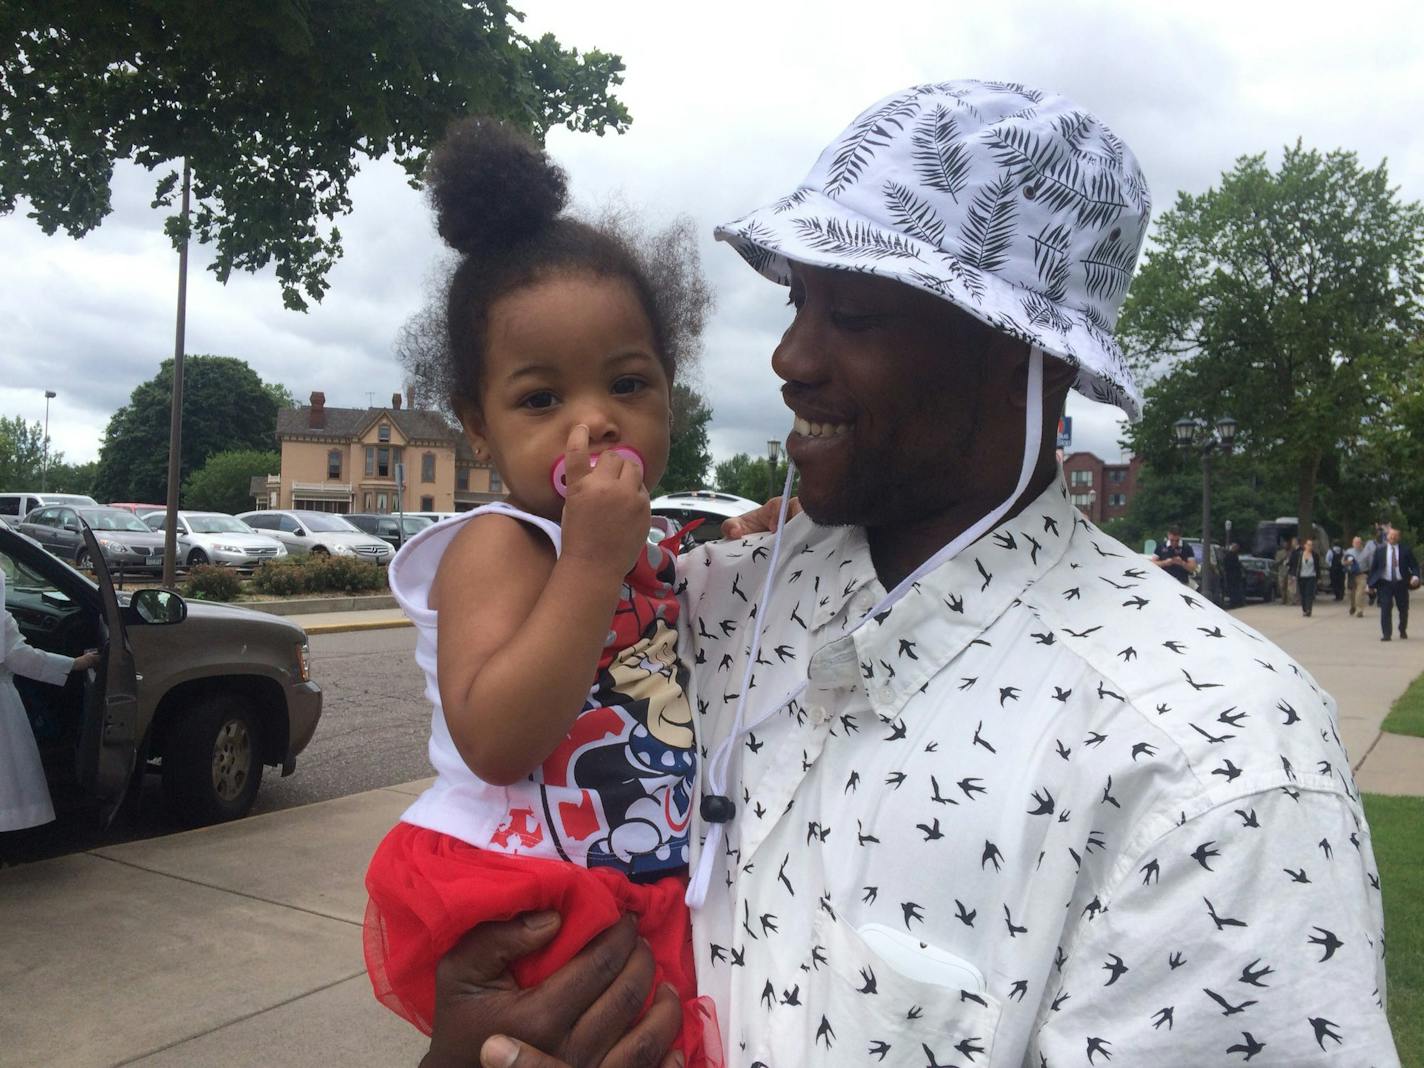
[333,543,355,555]
[274,543,287,555]
[295,640,311,683]
[98,538,129,553]
[213,543,243,553]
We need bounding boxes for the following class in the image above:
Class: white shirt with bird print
[679,476,1398,1067]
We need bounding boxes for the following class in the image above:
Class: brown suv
[2,526,322,827]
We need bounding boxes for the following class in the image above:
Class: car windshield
[1,543,67,596]
[188,515,253,534]
[79,508,152,532]
[298,513,359,532]
[402,517,433,534]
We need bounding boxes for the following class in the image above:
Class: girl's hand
[559,425,650,579]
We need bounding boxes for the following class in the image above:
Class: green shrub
[251,556,307,596]
[303,554,387,593]
[182,564,243,602]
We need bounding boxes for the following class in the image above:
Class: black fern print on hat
[714,79,1154,420]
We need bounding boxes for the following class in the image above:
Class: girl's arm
[432,442,650,786]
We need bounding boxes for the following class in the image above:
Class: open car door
[75,526,140,827]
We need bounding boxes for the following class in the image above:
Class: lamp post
[767,438,783,502]
[41,390,56,491]
[1173,414,1238,605]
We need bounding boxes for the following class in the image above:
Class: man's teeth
[793,416,851,438]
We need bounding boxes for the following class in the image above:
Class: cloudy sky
[2,0,1421,477]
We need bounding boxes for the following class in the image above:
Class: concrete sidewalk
[298,607,412,636]
[1,592,1418,1067]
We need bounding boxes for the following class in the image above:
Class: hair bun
[426,116,569,256]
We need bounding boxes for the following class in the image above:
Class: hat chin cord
[687,346,1045,909]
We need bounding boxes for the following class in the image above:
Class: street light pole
[1174,415,1238,606]
[1200,447,1214,603]
[41,390,55,491]
[161,159,191,589]
[767,438,782,503]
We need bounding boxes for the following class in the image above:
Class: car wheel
[187,548,209,566]
[75,548,91,571]
[161,694,264,826]
[309,545,329,556]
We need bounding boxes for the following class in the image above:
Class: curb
[302,618,414,635]
[245,593,399,616]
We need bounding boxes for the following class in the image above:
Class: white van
[0,491,100,520]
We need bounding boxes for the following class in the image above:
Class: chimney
[406,386,416,411]
[392,392,402,410]
[309,391,326,429]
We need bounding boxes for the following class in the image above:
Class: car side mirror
[292,528,306,537]
[64,521,81,532]
[132,587,186,625]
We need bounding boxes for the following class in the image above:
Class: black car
[343,512,434,549]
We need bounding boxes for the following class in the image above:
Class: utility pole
[161,161,191,588]
[41,390,55,491]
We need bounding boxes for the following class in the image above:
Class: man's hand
[71,649,100,673]
[421,912,683,1068]
[560,425,652,579]
[722,496,802,540]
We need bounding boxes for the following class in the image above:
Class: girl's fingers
[564,425,593,488]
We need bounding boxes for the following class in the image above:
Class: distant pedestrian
[1222,541,1245,608]
[1368,526,1420,641]
[1328,543,1346,601]
[1346,536,1368,616]
[1289,537,1324,617]
[1152,525,1196,584]
[1362,526,1385,607]
[1275,537,1296,605]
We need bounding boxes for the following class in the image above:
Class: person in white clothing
[1,572,99,834]
[427,81,1399,1068]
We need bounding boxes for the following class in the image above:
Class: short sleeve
[1032,788,1399,1066]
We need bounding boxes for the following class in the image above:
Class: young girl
[363,117,717,1065]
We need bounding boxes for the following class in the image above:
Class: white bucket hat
[716,79,1151,419]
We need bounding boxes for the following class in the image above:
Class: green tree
[1117,142,1424,545]
[0,415,51,490]
[0,1,631,310]
[714,453,792,503]
[93,356,281,503]
[263,382,299,412]
[43,460,99,496]
[657,384,713,494]
[182,449,280,515]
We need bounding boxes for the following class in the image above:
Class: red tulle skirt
[363,822,720,1066]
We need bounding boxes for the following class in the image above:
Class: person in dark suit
[1368,526,1421,641]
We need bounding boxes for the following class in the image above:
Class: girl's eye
[611,376,645,396]
[520,390,557,410]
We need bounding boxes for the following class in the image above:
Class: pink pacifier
[550,445,646,497]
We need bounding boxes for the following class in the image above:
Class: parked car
[17,505,167,574]
[141,510,287,570]
[106,501,166,516]
[2,525,322,826]
[1238,554,1274,602]
[650,490,762,546]
[235,509,394,563]
[0,491,99,520]
[1251,517,1331,560]
[0,514,42,550]
[343,512,434,549]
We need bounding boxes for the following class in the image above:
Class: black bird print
[1318,838,1333,860]
[862,885,878,903]
[709,943,727,964]
[1162,639,1187,654]
[921,1044,952,1068]
[731,573,747,601]
[845,770,860,794]
[773,644,796,662]
[1151,1006,1174,1030]
[1284,867,1310,884]
[1084,731,1108,747]
[1140,858,1160,884]
[992,530,1017,550]
[1235,808,1259,828]
[1101,776,1121,808]
[901,901,925,929]
[1029,788,1055,815]
[1218,707,1247,727]
[780,984,800,1005]
[1003,904,1027,937]
[1025,533,1043,563]
[697,617,714,640]
[897,638,918,659]
[751,544,769,561]
[1239,959,1274,987]
[1009,979,1028,1001]
[718,618,737,636]
[1198,624,1225,638]
[976,557,993,590]
[930,776,957,805]
[777,855,794,895]
[958,776,987,800]
[885,771,907,789]
[1117,646,1137,661]
[1213,759,1243,783]
[1277,699,1299,725]
[1190,722,1234,745]
[917,818,944,841]
[759,980,775,1008]
[884,719,907,742]
[982,840,1004,871]
[1192,841,1221,870]
[857,966,877,994]
[1052,686,1073,704]
[955,1035,986,1061]
[1182,669,1222,691]
[1309,1017,1342,1049]
[1064,586,1081,600]
[867,1040,891,1061]
[1031,630,1057,646]
[998,686,1019,707]
[1101,954,1128,985]
[1096,681,1125,701]
[959,675,977,690]
[729,945,745,967]
[1155,702,1171,715]
[1169,951,1187,969]
[1205,898,1247,930]
[759,913,778,936]
[1043,514,1059,535]
[1064,625,1102,638]
[1050,990,1070,1010]
[1131,741,1157,761]
[944,593,965,613]
[974,720,999,750]
[789,601,806,628]
[1203,988,1258,1015]
[746,733,764,753]
[1123,595,1149,610]
[1226,1032,1266,1061]
[1308,926,1343,961]
[954,898,977,926]
[1055,738,1072,759]
[717,652,734,672]
[1085,1036,1112,1064]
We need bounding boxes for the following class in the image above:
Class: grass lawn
[1365,793,1423,1066]
[1382,670,1424,738]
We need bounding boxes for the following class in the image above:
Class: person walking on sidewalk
[1328,542,1346,601]
[1347,535,1368,616]
[1289,537,1324,616]
[1275,536,1295,605]
[1368,526,1420,641]
[1362,526,1385,608]
[1152,525,1196,584]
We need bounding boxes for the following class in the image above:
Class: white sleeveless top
[390,503,697,876]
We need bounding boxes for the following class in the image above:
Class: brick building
[1061,451,1144,526]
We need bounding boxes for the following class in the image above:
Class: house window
[1070,470,1093,486]
[1107,469,1126,484]
[1070,493,1093,508]
[420,495,435,511]
[490,470,503,493]
[377,447,390,477]
[327,449,342,479]
[456,467,470,491]
[365,447,375,476]
[422,452,436,483]
[376,492,388,513]
[1108,493,1127,507]
[364,493,374,511]
[378,423,391,443]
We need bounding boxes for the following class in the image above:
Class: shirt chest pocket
[772,911,1003,1067]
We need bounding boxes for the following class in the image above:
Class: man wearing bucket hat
[424,81,1397,1068]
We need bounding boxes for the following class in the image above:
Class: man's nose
[771,313,827,386]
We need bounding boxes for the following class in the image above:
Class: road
[4,627,428,864]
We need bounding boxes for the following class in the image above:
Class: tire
[161,694,264,826]
[187,548,209,566]
[75,548,90,571]
[309,545,329,556]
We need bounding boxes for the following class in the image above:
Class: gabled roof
[276,406,459,443]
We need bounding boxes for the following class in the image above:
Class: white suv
[235,509,393,563]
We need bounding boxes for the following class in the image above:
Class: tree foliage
[0,1,631,310]
[1117,142,1424,544]
[93,355,281,503]
[182,448,280,515]
[714,453,792,504]
[0,415,49,491]
[656,384,713,494]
